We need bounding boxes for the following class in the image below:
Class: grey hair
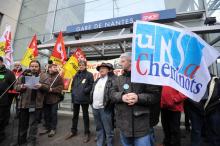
[14,61,21,65]
[120,52,132,60]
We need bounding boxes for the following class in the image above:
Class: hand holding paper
[34,83,42,89]
[24,76,40,89]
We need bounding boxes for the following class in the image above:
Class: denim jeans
[120,129,155,146]
[44,103,58,130]
[93,108,114,146]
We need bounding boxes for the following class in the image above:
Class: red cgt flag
[4,28,13,67]
[50,32,67,65]
[29,34,38,57]
[73,48,86,62]
[21,34,38,67]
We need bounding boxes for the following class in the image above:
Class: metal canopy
[38,29,133,60]
[37,11,220,60]
[208,0,220,15]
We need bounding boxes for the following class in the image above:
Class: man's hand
[49,88,53,92]
[122,94,130,104]
[34,83,42,89]
[122,93,138,106]
[127,93,138,106]
[21,84,27,89]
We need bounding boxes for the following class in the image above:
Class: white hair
[14,61,21,65]
[120,52,132,59]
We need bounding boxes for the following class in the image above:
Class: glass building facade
[13,0,220,61]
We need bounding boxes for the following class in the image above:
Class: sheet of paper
[25,76,40,89]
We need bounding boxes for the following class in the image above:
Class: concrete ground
[2,112,209,146]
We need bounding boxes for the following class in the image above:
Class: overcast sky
[84,0,165,22]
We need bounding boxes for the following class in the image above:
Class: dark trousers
[205,106,220,146]
[161,108,181,146]
[71,103,90,134]
[184,101,190,129]
[44,103,58,130]
[18,109,41,144]
[15,96,20,116]
[6,94,15,124]
[0,106,9,143]
[188,105,204,146]
[187,103,220,146]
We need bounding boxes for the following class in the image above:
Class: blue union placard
[131,21,220,101]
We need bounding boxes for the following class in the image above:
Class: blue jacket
[71,70,94,104]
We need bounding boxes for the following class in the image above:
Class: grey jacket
[111,71,161,137]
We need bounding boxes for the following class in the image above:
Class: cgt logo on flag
[131,21,220,102]
[50,32,67,65]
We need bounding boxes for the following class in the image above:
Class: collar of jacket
[49,72,59,76]
[108,71,114,77]
[122,70,131,77]
[95,75,109,85]
[0,65,6,73]
[77,69,87,75]
[31,72,40,77]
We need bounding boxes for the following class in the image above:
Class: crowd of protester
[0,52,220,146]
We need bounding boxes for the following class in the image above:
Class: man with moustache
[90,63,115,146]
[13,60,49,146]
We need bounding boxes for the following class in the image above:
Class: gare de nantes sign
[66,9,176,34]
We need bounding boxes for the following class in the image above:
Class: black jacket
[90,73,116,111]
[187,76,220,115]
[71,70,94,104]
[111,71,161,137]
[205,77,220,114]
[0,65,16,106]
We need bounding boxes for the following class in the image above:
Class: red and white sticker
[141,13,160,21]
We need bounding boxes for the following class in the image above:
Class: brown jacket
[15,72,49,109]
[44,72,64,104]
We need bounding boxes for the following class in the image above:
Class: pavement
[1,112,209,146]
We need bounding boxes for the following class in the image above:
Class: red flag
[29,34,38,56]
[63,48,86,92]
[21,34,38,67]
[4,29,13,67]
[73,48,86,62]
[50,32,67,65]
